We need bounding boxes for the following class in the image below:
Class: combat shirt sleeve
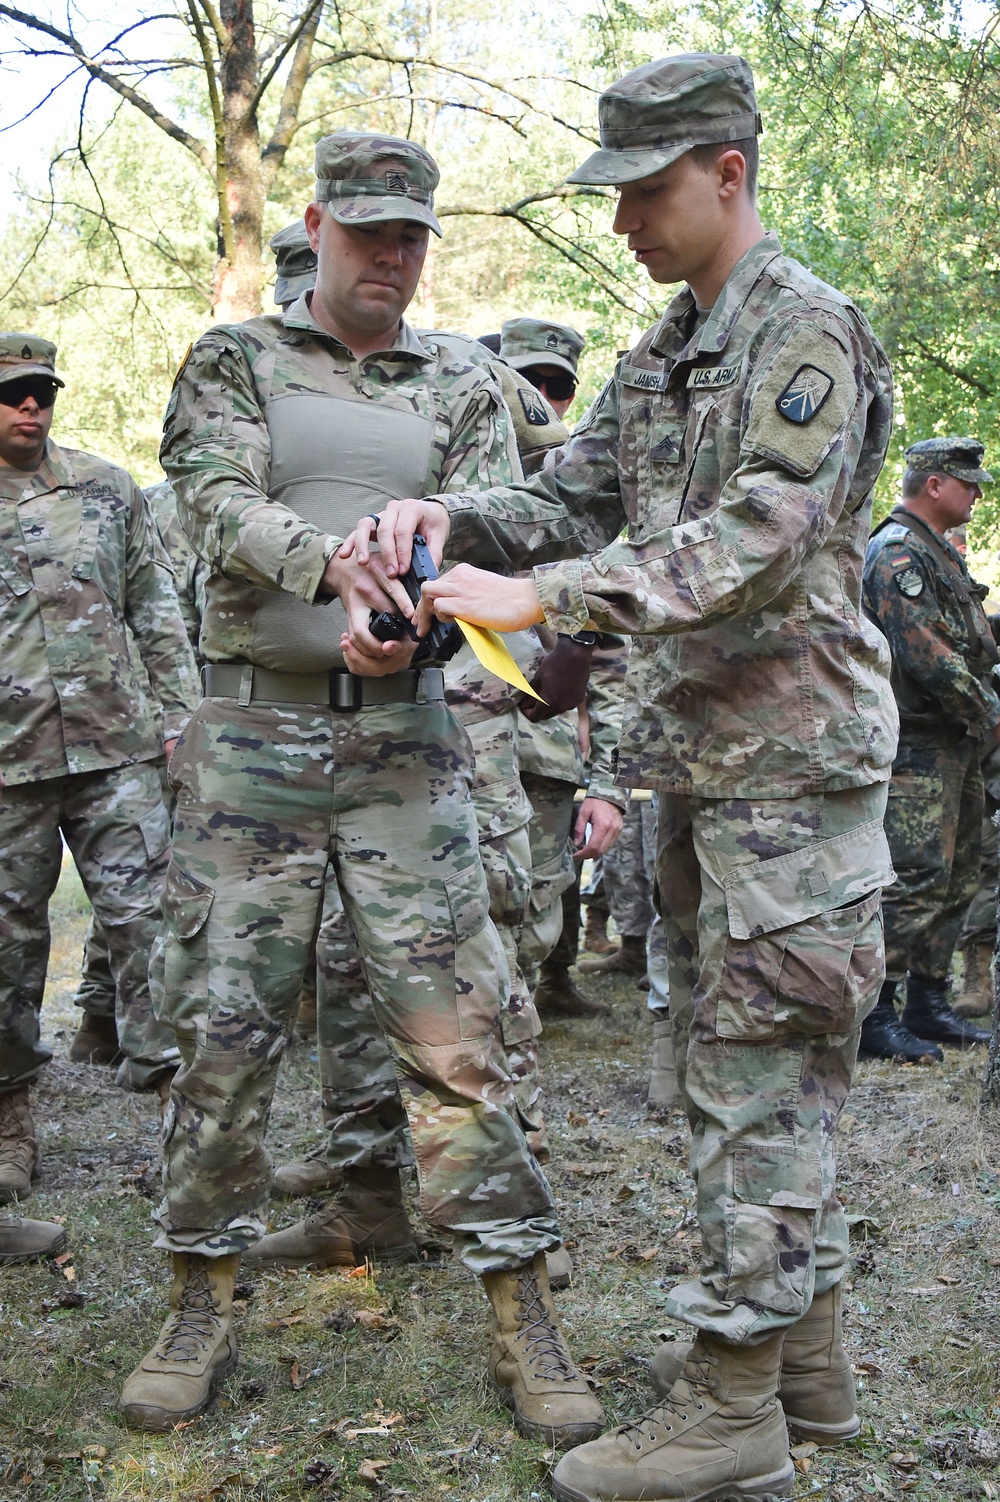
[161,331,336,602]
[440,374,629,567]
[435,364,524,495]
[531,311,882,636]
[582,638,628,806]
[866,539,1000,734]
[123,479,201,740]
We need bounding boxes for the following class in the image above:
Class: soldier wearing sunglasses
[499,317,583,420]
[0,333,199,1265]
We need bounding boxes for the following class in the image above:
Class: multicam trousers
[881,731,983,981]
[313,706,547,1172]
[656,783,890,1344]
[151,692,558,1272]
[517,772,578,991]
[0,762,179,1093]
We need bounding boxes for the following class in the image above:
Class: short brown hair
[688,136,759,200]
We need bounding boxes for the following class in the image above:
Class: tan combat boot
[0,1087,39,1202]
[273,1146,344,1198]
[583,909,616,955]
[0,1215,67,1264]
[650,1283,858,1447]
[244,1165,417,1268]
[578,934,647,977]
[121,1252,240,1431]
[553,1330,791,1501]
[68,1012,123,1065]
[534,963,609,1019]
[647,1018,680,1114]
[481,1251,604,1447]
[954,940,994,1018]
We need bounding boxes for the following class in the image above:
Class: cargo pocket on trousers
[139,800,172,865]
[726,1141,823,1315]
[155,859,215,1036]
[716,819,892,1041]
[445,860,509,1045]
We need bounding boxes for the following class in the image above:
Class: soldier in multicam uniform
[861,437,996,1060]
[70,476,208,1064]
[0,334,198,1262]
[351,53,898,1502]
[120,134,603,1450]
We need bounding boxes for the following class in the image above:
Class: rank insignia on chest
[893,567,924,598]
[518,388,550,427]
[776,364,834,424]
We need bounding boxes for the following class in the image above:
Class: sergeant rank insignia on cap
[518,388,551,426]
[776,364,834,424]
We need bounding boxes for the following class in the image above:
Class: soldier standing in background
[862,437,995,1059]
[120,135,602,1450]
[352,53,898,1500]
[0,333,198,1259]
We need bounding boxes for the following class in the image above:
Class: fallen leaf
[889,1451,921,1470]
[264,1311,306,1330]
[637,1246,660,1262]
[82,1446,107,1459]
[936,1272,962,1284]
[567,1110,589,1127]
[289,1360,302,1391]
[356,1311,400,1330]
[349,1265,370,1278]
[358,1457,392,1486]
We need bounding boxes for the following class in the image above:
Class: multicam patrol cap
[568,53,761,187]
[270,219,317,308]
[904,436,993,485]
[500,318,585,381]
[0,332,64,389]
[314,133,442,237]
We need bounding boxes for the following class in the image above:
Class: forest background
[1,0,999,548]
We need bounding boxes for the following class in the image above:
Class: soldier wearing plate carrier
[862,436,997,1061]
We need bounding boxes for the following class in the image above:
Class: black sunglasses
[525,371,577,404]
[0,377,59,411]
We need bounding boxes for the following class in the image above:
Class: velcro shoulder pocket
[743,320,858,480]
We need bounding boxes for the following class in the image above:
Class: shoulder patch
[893,567,924,598]
[775,364,834,424]
[518,388,551,427]
[171,342,194,389]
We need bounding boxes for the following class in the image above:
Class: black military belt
[202,663,445,711]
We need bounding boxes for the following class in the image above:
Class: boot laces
[0,1095,29,1166]
[619,1351,715,1449]
[513,1266,577,1382]
[157,1265,222,1364]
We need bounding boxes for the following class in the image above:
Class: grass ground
[3,864,1000,1501]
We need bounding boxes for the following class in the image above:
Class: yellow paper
[456,619,545,701]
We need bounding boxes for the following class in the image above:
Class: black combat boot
[859,981,943,1063]
[901,973,990,1048]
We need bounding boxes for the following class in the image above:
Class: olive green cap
[0,332,64,389]
[269,219,317,307]
[500,318,585,380]
[904,436,993,485]
[568,53,761,187]
[314,132,442,236]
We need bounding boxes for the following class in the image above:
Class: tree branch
[250,0,321,122]
[261,0,323,186]
[906,337,993,396]
[0,3,213,172]
[185,0,233,262]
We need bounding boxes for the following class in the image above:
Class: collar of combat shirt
[281,291,435,365]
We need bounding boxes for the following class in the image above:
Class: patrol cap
[269,219,317,307]
[314,132,442,237]
[568,53,761,187]
[0,332,64,390]
[904,436,993,485]
[500,318,585,381]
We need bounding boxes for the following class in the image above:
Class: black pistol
[369,534,463,663]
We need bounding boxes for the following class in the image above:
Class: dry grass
[3,863,1000,1500]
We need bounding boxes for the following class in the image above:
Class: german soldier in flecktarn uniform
[348,51,898,1502]
[862,435,996,1061]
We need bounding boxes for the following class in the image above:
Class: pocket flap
[735,1141,823,1210]
[724,817,894,940]
[444,861,489,943]
[161,860,214,941]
